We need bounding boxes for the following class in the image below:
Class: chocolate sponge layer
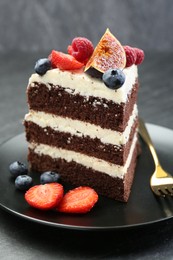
[28,141,139,202]
[24,118,138,165]
[27,80,139,132]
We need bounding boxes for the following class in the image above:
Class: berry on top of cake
[24,28,144,202]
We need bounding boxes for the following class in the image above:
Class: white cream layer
[25,104,138,146]
[29,65,138,104]
[29,132,138,179]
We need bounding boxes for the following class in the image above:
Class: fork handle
[139,119,160,167]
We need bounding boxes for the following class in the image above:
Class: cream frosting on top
[28,65,138,104]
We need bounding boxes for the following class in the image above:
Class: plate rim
[1,199,173,231]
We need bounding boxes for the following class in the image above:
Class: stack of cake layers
[24,64,139,202]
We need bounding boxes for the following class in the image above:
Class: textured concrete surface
[0,0,173,52]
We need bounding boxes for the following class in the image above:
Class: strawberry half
[56,186,98,214]
[25,183,63,210]
[49,50,84,70]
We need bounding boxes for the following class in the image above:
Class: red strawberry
[134,48,144,65]
[124,45,137,67]
[25,183,64,210]
[57,186,98,214]
[67,37,94,64]
[50,50,84,70]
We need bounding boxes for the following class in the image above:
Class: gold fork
[139,118,173,197]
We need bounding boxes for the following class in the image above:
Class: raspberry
[67,45,73,56]
[134,48,144,65]
[123,46,137,67]
[67,37,94,64]
[50,50,84,70]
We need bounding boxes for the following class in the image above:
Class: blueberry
[102,68,125,89]
[9,161,28,178]
[40,171,61,184]
[15,175,33,191]
[34,58,51,76]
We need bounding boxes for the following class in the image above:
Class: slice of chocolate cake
[24,29,144,202]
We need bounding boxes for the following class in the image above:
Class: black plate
[0,124,173,231]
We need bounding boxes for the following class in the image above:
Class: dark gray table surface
[0,51,173,259]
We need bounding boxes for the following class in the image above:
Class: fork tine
[158,189,167,197]
[159,187,173,196]
[166,187,173,195]
[162,189,170,196]
[152,187,163,196]
[161,187,173,196]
